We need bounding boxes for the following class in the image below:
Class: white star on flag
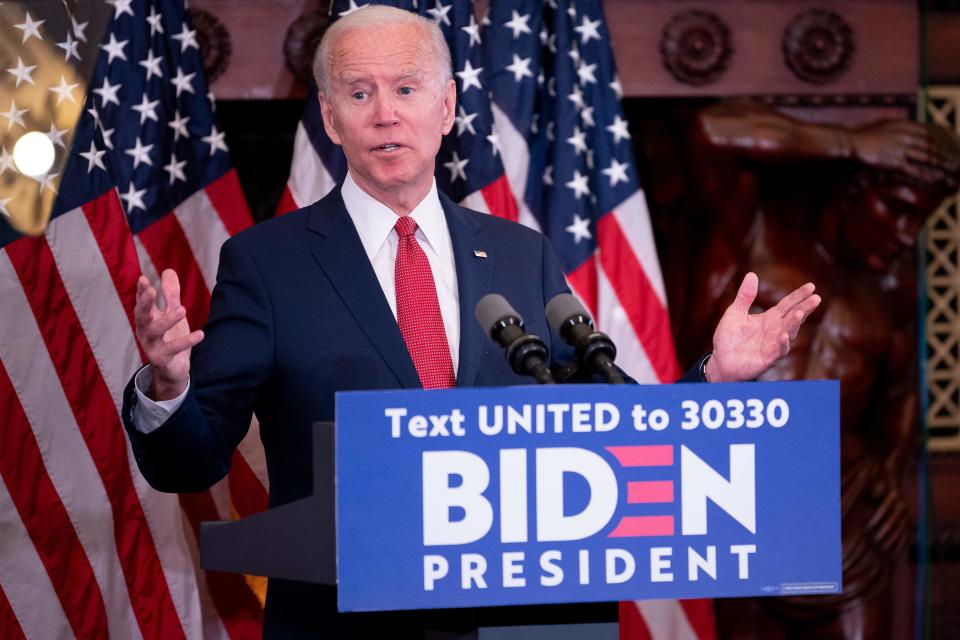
[168,112,191,141]
[108,0,135,18]
[100,126,115,150]
[577,60,598,85]
[49,75,80,105]
[164,153,187,184]
[172,24,199,52]
[101,33,129,63]
[147,7,165,35]
[505,54,533,82]
[565,213,592,243]
[202,125,229,156]
[504,10,532,38]
[71,16,89,42]
[486,132,501,156]
[602,158,630,186]
[609,76,623,99]
[32,171,58,194]
[14,12,45,43]
[443,151,469,182]
[338,0,363,17]
[0,195,12,217]
[565,170,591,199]
[566,126,588,156]
[455,105,478,136]
[1,100,28,131]
[132,94,161,124]
[6,57,37,87]
[79,141,106,173]
[93,77,122,107]
[140,50,164,80]
[125,137,154,168]
[171,67,196,96]
[574,15,603,44]
[606,115,631,143]
[580,105,595,128]
[462,15,481,47]
[427,2,452,27]
[543,165,554,186]
[119,182,147,212]
[0,146,14,174]
[455,60,483,93]
[57,32,81,62]
[568,84,586,111]
[46,123,69,149]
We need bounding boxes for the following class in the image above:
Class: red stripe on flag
[137,213,212,332]
[597,213,680,382]
[229,451,269,517]
[4,236,187,640]
[0,361,109,639]
[480,174,519,221]
[680,599,717,640]
[618,601,654,640]
[205,170,254,236]
[566,254,598,317]
[179,493,264,638]
[275,185,299,216]
[0,584,26,640]
[81,191,144,358]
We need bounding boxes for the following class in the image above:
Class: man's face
[842,183,943,271]
[318,23,456,200]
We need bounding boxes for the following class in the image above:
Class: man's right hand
[134,269,205,401]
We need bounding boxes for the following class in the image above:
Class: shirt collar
[341,171,447,261]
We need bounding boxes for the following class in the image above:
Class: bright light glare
[13,131,55,177]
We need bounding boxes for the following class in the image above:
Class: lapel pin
[474,250,488,259]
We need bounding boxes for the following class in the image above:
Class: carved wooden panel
[926,87,960,450]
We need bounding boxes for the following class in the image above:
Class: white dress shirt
[133,171,460,433]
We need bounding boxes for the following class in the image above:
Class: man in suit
[122,5,821,637]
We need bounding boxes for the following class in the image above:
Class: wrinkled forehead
[329,23,438,83]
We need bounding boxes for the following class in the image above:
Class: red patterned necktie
[394,216,456,389]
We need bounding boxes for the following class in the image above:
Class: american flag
[0,1,266,638]
[280,0,715,638]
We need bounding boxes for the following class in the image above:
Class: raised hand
[134,269,204,400]
[705,272,821,383]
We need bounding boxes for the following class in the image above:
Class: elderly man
[122,6,820,637]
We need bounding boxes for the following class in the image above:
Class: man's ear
[441,78,456,136]
[318,92,343,146]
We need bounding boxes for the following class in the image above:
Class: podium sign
[335,381,841,612]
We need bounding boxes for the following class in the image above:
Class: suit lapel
[442,193,492,388]
[306,189,421,389]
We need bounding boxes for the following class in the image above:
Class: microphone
[545,293,624,384]
[475,294,555,384]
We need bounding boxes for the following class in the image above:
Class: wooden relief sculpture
[654,101,960,638]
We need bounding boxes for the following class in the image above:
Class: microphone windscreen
[545,293,591,333]
[475,293,519,334]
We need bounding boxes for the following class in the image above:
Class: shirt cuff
[132,365,189,434]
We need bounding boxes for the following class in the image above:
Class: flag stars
[100,126,115,150]
[543,165,553,186]
[1,100,28,131]
[125,136,153,168]
[455,60,483,93]
[46,123,69,148]
[71,16,89,42]
[505,54,534,83]
[120,183,147,213]
[577,60,598,85]
[455,105,478,136]
[427,1,452,27]
[108,0,135,18]
[602,158,630,187]
[443,151,469,182]
[566,126,588,155]
[164,153,187,184]
[56,32,81,62]
[101,33,129,63]
[0,195,12,217]
[168,112,190,141]
[504,10,532,38]
[147,7,164,35]
[79,141,106,173]
[565,170,590,199]
[6,57,36,87]
[606,114,631,144]
[132,94,160,124]
[580,105,595,128]
[202,125,228,156]
[32,172,59,194]
[140,50,164,81]
[568,85,586,111]
[14,12,45,43]
[0,146,15,174]
[565,214,592,244]
[172,24,199,52]
[338,0,363,17]
[609,76,623,99]
[574,15,603,44]
[486,132,501,156]
[93,77,122,107]
[171,68,196,97]
[461,14,481,47]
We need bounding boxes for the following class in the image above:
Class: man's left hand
[705,272,821,382]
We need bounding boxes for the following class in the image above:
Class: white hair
[312,4,453,97]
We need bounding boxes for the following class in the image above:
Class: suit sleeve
[121,235,274,492]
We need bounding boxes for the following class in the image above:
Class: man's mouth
[376,144,400,152]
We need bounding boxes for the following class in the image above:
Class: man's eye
[353,91,367,100]
[399,86,413,95]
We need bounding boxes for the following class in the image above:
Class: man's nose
[374,94,399,127]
